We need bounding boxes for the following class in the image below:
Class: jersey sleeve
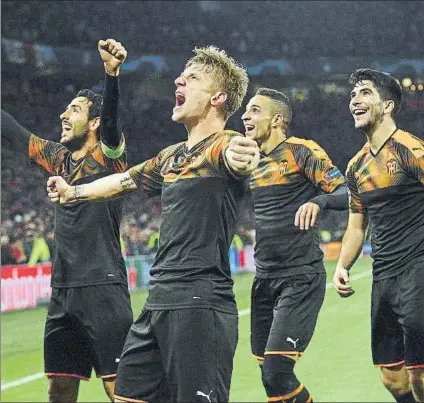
[28,134,69,175]
[128,144,179,196]
[397,136,424,185]
[205,131,247,179]
[345,162,365,214]
[298,141,345,192]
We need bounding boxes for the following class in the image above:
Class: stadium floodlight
[402,77,412,87]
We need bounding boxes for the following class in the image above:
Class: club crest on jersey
[278,160,289,175]
[386,159,399,176]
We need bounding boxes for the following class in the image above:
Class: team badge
[278,160,289,175]
[386,159,399,176]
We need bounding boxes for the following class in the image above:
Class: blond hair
[186,46,249,120]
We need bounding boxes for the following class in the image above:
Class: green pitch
[1,258,394,402]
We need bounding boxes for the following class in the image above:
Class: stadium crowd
[1,1,423,59]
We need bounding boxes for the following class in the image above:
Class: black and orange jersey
[29,134,128,287]
[128,131,248,314]
[346,129,424,280]
[250,137,345,277]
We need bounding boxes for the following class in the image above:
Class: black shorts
[44,284,133,380]
[114,308,238,402]
[371,261,424,369]
[251,272,326,361]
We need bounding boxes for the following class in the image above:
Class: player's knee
[408,368,424,393]
[48,376,79,403]
[262,355,298,396]
[380,366,410,396]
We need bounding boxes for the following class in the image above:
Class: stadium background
[1,1,423,401]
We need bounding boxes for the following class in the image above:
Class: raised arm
[47,171,138,203]
[2,109,68,173]
[1,109,32,155]
[98,39,127,150]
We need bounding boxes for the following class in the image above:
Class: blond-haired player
[47,46,260,403]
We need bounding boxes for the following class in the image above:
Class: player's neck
[261,129,287,155]
[365,118,397,154]
[71,135,98,160]
[186,118,225,150]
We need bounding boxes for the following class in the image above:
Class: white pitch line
[1,270,372,391]
[1,372,45,391]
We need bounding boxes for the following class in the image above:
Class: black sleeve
[1,109,32,155]
[309,184,349,211]
[100,74,122,148]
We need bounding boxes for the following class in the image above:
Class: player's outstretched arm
[295,184,348,230]
[47,171,137,204]
[1,109,33,155]
[98,39,127,150]
[225,136,260,175]
[332,212,368,298]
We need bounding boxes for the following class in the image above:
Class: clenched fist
[47,176,72,204]
[225,136,260,175]
[98,39,127,76]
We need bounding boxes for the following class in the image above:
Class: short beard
[61,135,86,152]
[358,113,384,136]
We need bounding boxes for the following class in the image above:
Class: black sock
[395,391,416,403]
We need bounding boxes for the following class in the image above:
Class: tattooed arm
[47,148,166,204]
[47,172,137,204]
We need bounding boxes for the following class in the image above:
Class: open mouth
[352,109,367,116]
[62,121,72,132]
[175,93,186,107]
[244,124,255,134]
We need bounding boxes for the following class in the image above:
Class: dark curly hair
[76,89,102,118]
[349,68,403,116]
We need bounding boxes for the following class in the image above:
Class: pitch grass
[1,258,394,402]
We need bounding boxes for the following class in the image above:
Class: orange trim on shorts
[267,396,284,402]
[98,373,117,379]
[267,384,304,401]
[252,354,264,361]
[374,360,406,368]
[265,351,304,358]
[114,394,147,403]
[45,372,90,381]
[406,364,424,370]
[306,394,313,403]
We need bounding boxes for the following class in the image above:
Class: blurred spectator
[27,229,51,266]
[1,235,15,265]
